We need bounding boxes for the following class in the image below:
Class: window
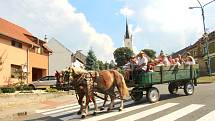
[35,47,43,54]
[203,46,207,54]
[40,77,49,81]
[49,76,56,80]
[194,50,197,57]
[11,64,22,78]
[11,40,22,48]
[39,76,56,81]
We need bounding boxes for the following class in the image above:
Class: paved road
[26,83,215,121]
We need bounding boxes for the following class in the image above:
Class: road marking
[153,104,205,121]
[39,98,120,117]
[36,98,102,113]
[60,100,137,121]
[82,101,152,121]
[42,99,105,115]
[50,99,120,117]
[196,110,215,121]
[115,103,179,121]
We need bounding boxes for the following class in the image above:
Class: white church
[124,19,133,50]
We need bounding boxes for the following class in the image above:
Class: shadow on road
[25,116,62,121]
[159,93,187,101]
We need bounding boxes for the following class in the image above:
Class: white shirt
[163,57,170,66]
[138,56,148,71]
[175,61,181,66]
[185,56,196,65]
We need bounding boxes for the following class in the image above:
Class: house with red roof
[0,18,52,86]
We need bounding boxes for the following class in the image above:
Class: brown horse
[68,67,129,118]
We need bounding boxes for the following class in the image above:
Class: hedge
[0,87,16,93]
[15,84,32,91]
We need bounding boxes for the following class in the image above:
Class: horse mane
[69,67,88,75]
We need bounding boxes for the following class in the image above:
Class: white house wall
[47,38,73,75]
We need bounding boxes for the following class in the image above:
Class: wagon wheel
[130,88,143,101]
[146,87,160,103]
[168,82,178,94]
[184,82,194,95]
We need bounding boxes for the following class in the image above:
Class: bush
[0,88,2,93]
[21,84,32,90]
[1,87,16,93]
[45,88,58,93]
[15,83,32,91]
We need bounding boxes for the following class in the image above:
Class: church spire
[125,18,130,39]
[123,18,132,50]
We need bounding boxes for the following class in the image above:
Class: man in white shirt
[185,52,196,65]
[137,51,148,71]
[163,55,171,66]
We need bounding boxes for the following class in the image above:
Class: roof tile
[0,18,37,46]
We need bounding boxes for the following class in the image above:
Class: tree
[97,60,105,70]
[109,60,116,69]
[85,48,99,70]
[104,61,109,70]
[142,49,156,59]
[113,47,133,67]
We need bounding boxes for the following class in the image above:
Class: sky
[0,0,215,62]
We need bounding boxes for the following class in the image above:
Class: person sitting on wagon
[147,60,155,72]
[123,55,138,80]
[156,53,170,66]
[130,55,138,68]
[176,54,185,64]
[185,52,196,65]
[123,59,131,81]
[137,50,148,72]
[174,58,181,66]
[163,54,171,66]
[168,55,174,64]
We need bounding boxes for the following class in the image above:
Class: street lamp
[189,0,215,76]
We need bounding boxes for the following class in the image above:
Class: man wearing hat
[123,54,137,81]
[185,52,196,65]
[137,50,148,72]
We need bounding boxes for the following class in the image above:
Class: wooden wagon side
[129,64,199,103]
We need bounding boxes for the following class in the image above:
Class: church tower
[124,19,132,50]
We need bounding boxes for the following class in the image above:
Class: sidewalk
[0,92,78,121]
[198,75,215,84]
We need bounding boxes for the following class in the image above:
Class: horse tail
[111,70,129,100]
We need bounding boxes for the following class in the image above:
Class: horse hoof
[93,112,97,116]
[100,107,105,111]
[119,108,122,112]
[81,115,86,119]
[77,111,81,115]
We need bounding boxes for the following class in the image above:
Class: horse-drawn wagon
[57,64,199,118]
[128,64,199,103]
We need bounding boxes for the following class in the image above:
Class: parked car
[29,76,57,89]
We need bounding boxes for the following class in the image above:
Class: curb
[197,81,215,84]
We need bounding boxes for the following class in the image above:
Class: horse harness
[73,70,120,101]
[72,71,98,101]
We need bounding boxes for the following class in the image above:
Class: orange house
[0,18,52,86]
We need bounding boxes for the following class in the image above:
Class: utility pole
[189,0,215,76]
